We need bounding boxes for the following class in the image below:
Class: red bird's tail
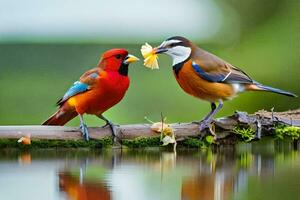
[42,109,78,126]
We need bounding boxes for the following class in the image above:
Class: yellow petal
[141,43,159,70]
[141,43,153,57]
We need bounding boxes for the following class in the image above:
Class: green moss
[1,124,298,149]
[182,137,208,148]
[122,136,161,148]
[233,126,255,142]
[275,125,300,140]
[0,137,113,149]
[0,136,215,149]
[122,136,214,149]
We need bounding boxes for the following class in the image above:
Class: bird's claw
[198,120,217,140]
[110,124,121,148]
[101,121,120,129]
[101,121,121,147]
[80,124,89,141]
[198,120,211,132]
[101,123,109,128]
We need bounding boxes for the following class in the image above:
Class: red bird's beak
[123,54,139,64]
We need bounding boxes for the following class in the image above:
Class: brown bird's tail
[247,82,297,97]
[42,109,78,126]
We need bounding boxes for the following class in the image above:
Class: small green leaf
[205,135,214,144]
[233,126,255,142]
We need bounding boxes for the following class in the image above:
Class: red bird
[43,49,139,141]
[153,36,297,131]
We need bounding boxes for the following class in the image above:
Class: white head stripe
[163,39,182,46]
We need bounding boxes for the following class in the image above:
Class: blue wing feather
[192,61,225,82]
[63,81,89,100]
[56,81,89,106]
[56,72,99,106]
[191,61,253,84]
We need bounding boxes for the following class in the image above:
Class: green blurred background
[0,0,299,126]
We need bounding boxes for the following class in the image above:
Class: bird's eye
[170,43,177,47]
[115,54,121,59]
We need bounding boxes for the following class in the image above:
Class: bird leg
[203,102,217,121]
[79,115,89,141]
[98,114,120,146]
[192,103,216,124]
[199,100,223,132]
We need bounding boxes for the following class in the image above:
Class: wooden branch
[0,109,299,142]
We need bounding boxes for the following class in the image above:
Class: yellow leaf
[151,122,169,133]
[17,134,31,145]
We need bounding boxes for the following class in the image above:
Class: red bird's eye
[115,54,121,59]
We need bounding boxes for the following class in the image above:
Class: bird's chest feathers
[98,72,130,95]
[79,72,129,114]
[173,61,234,101]
[174,61,203,94]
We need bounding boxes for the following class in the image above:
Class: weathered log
[0,109,299,142]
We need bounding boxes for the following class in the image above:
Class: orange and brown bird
[42,48,139,141]
[153,36,297,131]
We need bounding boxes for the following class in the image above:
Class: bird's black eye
[170,43,177,47]
[115,54,121,59]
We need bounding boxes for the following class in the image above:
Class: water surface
[0,140,300,200]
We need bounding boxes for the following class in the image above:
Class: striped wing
[191,48,253,84]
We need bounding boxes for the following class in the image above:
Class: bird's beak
[123,54,140,64]
[153,46,168,54]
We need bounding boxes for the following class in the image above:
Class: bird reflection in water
[57,141,298,200]
[59,172,111,200]
[59,156,112,200]
[18,151,32,165]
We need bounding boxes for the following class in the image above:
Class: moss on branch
[0,109,299,149]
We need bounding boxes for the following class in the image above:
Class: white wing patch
[232,83,245,93]
[221,70,232,82]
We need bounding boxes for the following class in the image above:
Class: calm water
[0,140,300,200]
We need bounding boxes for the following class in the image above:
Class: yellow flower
[141,43,159,69]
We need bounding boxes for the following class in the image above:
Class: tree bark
[0,109,299,141]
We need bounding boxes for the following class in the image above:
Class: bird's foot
[192,119,211,126]
[101,121,119,136]
[101,121,120,129]
[101,121,121,148]
[198,120,217,140]
[80,124,89,141]
[101,123,109,128]
[198,119,212,132]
